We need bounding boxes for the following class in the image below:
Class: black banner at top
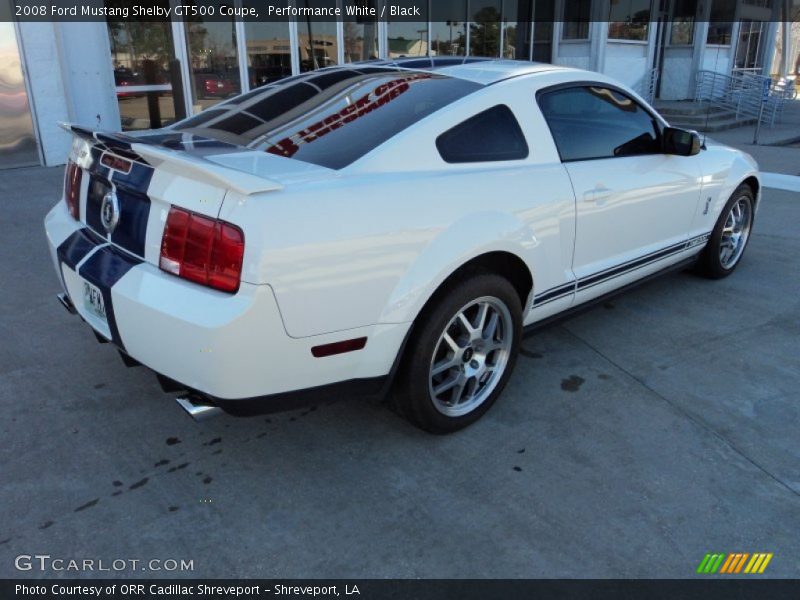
[1,0,797,23]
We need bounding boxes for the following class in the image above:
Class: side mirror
[663,127,702,156]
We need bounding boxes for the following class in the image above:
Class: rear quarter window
[436,105,529,163]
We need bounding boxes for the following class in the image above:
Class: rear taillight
[64,160,82,220]
[159,206,245,294]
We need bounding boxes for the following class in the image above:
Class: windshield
[172,67,482,170]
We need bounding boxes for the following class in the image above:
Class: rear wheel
[395,272,522,434]
[696,185,754,279]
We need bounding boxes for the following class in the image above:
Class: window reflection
[387,0,429,57]
[343,0,379,62]
[469,0,501,57]
[106,0,178,129]
[538,86,661,161]
[532,0,555,62]
[501,0,519,59]
[185,1,241,112]
[297,1,339,71]
[244,20,292,87]
[431,1,467,56]
[174,69,481,169]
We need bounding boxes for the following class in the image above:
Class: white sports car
[45,58,759,433]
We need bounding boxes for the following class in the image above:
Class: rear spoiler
[58,122,283,196]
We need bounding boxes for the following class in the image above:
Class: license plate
[83,281,106,321]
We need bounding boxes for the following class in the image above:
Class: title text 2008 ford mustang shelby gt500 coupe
[45,59,759,433]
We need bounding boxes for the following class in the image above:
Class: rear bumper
[45,201,410,402]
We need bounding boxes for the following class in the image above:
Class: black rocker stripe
[533,233,710,308]
[577,241,688,290]
[533,281,575,305]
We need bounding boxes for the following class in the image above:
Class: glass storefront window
[707,0,735,45]
[185,1,241,112]
[735,20,766,71]
[387,6,429,59]
[501,0,519,59]
[468,0,502,58]
[669,0,696,45]
[532,0,555,62]
[387,26,429,57]
[244,21,293,88]
[562,0,591,40]
[296,1,339,71]
[608,0,650,42]
[106,1,178,129]
[430,1,467,56]
[343,0,379,62]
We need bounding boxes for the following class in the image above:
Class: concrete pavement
[0,165,798,579]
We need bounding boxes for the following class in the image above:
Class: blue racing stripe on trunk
[78,245,141,350]
[56,228,103,271]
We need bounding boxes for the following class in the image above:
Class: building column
[689,1,711,97]
[590,0,608,72]
[16,22,72,166]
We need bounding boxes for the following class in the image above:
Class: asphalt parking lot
[1,166,798,579]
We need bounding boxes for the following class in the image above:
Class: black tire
[696,184,755,279]
[394,271,522,434]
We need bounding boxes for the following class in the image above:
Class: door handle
[585,185,613,206]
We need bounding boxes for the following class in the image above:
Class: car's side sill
[523,255,698,336]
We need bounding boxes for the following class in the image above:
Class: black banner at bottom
[3,579,800,600]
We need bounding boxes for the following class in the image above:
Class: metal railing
[637,68,659,104]
[694,69,793,126]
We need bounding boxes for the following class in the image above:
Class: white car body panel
[44,60,760,406]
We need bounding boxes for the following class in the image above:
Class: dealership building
[1,0,797,169]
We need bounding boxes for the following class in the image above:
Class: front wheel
[395,272,522,434]
[696,184,755,279]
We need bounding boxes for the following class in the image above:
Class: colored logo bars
[696,553,773,574]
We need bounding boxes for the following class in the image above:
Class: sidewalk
[706,99,800,177]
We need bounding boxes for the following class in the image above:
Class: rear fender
[378,210,537,324]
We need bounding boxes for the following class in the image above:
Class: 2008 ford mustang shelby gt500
[45,59,759,433]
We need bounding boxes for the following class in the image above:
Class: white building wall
[17,21,119,166]
[16,22,71,166]
[602,42,649,90]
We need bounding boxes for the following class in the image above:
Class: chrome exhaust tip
[176,394,223,421]
[57,293,76,314]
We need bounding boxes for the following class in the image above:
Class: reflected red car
[194,73,237,98]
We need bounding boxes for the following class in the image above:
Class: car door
[537,84,702,300]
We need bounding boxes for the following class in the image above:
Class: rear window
[172,68,482,170]
[436,105,528,163]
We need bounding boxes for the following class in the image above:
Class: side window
[537,86,662,162]
[436,105,529,164]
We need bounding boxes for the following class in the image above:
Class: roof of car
[350,57,571,85]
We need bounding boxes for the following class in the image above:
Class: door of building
[652,1,670,98]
